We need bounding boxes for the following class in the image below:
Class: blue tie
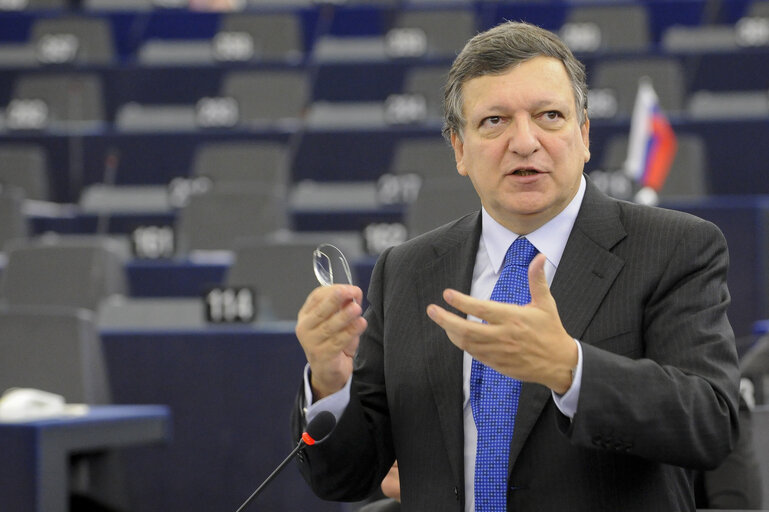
[471,237,538,511]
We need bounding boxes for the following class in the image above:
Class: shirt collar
[481,174,586,273]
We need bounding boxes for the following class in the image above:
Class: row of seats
[0,1,767,67]
[0,137,481,248]
[0,134,454,198]
[1,53,768,142]
[3,188,769,337]
[0,125,711,241]
[7,112,766,204]
[0,231,365,324]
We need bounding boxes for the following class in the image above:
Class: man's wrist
[552,340,582,418]
[304,370,352,425]
[310,375,345,402]
[552,337,580,394]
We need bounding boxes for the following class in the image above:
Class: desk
[0,405,170,512]
[101,327,347,512]
[126,258,229,297]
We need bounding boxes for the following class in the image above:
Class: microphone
[96,146,120,235]
[235,411,336,512]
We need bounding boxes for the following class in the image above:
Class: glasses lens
[312,243,353,286]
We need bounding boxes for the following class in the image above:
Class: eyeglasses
[312,243,353,287]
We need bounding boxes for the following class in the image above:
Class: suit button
[454,487,460,501]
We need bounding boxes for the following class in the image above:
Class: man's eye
[542,111,563,120]
[482,116,501,126]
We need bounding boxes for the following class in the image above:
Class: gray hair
[442,21,588,141]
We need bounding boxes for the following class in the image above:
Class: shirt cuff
[303,363,352,424]
[552,340,583,419]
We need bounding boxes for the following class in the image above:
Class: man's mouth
[511,168,540,176]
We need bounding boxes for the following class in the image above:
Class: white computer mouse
[0,388,66,421]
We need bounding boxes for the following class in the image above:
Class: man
[292,21,739,511]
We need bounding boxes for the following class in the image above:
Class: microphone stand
[234,410,335,511]
[235,440,305,512]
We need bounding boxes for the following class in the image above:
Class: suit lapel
[417,213,482,487]
[509,178,627,467]
[552,179,627,339]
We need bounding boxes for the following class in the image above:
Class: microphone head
[302,411,336,446]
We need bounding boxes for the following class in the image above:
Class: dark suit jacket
[293,178,740,511]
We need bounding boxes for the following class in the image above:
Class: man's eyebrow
[474,105,506,115]
[529,98,571,111]
[469,100,571,122]
[474,96,571,111]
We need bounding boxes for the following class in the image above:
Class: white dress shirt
[305,176,587,511]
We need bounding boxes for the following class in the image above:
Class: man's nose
[506,117,540,156]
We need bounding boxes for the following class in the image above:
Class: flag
[623,77,677,192]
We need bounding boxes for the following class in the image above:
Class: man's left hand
[426,253,577,394]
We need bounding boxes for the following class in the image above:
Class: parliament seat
[687,90,769,119]
[30,16,116,65]
[0,186,29,251]
[174,187,289,254]
[9,72,106,128]
[191,140,290,197]
[401,64,450,121]
[591,57,686,117]
[0,144,49,201]
[218,12,304,63]
[226,233,362,321]
[0,236,128,311]
[560,3,650,53]
[0,306,110,404]
[405,174,478,238]
[220,69,309,127]
[599,133,709,199]
[390,136,456,180]
[393,8,476,58]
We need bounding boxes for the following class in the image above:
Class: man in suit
[292,21,739,511]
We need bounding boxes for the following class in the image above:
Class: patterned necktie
[471,237,538,511]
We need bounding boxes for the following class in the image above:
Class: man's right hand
[296,284,367,400]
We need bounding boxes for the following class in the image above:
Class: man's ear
[451,131,468,176]
[581,113,591,163]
